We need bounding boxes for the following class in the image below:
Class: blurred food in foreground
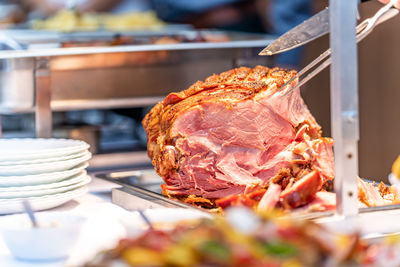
[31,10,165,32]
[84,208,400,267]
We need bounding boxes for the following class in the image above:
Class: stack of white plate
[0,138,92,214]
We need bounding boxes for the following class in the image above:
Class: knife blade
[259,8,329,56]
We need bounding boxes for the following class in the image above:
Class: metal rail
[0,39,272,60]
[330,0,359,216]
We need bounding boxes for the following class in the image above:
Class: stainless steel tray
[94,169,201,210]
[95,169,400,219]
[95,169,400,242]
[0,30,275,114]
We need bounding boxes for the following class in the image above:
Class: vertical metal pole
[35,59,52,138]
[330,0,359,216]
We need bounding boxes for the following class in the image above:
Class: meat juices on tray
[143,65,397,212]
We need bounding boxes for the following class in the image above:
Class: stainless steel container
[0,58,34,111]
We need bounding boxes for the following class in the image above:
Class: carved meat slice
[280,170,323,209]
[358,177,388,207]
[257,183,282,212]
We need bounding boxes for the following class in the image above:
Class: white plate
[0,171,87,192]
[0,175,91,199]
[0,186,88,215]
[0,151,91,176]
[0,150,88,166]
[0,138,89,161]
[0,163,88,187]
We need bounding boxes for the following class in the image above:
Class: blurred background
[0,0,398,182]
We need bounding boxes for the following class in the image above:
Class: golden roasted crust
[162,66,296,106]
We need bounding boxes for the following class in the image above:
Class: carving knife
[259,8,329,56]
[258,0,383,56]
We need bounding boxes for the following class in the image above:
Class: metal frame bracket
[330,0,360,216]
[34,58,52,138]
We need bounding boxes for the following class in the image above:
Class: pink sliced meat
[257,183,282,212]
[357,177,386,207]
[304,192,336,211]
[280,170,323,208]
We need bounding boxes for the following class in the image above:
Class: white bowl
[0,212,86,261]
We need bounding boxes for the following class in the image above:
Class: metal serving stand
[96,0,364,217]
[318,0,400,236]
[330,0,359,217]
[103,0,400,237]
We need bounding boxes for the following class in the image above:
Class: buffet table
[3,176,400,267]
[0,177,131,267]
